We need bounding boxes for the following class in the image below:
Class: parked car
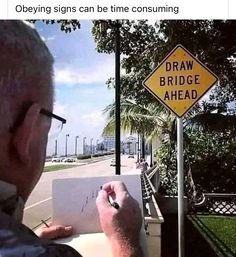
[128,154,135,158]
[52,157,61,163]
[63,158,76,163]
[110,159,116,166]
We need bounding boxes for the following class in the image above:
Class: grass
[193,215,236,257]
[161,215,236,257]
[44,164,78,172]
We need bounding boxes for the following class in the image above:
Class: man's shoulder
[0,231,82,257]
[0,211,82,257]
[0,227,82,257]
[37,243,83,257]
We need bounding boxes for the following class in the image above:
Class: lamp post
[150,142,153,167]
[137,134,140,163]
[90,138,93,154]
[141,135,145,159]
[83,137,86,155]
[65,134,69,157]
[121,141,124,155]
[96,139,99,153]
[128,141,131,155]
[99,20,121,175]
[105,141,108,152]
[54,139,58,157]
[75,136,79,156]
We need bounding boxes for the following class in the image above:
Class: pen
[108,195,119,210]
[41,219,49,228]
[100,186,120,209]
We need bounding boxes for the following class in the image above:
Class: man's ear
[13,103,40,165]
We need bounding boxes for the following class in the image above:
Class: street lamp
[137,134,140,163]
[90,138,93,154]
[54,139,58,157]
[127,141,131,155]
[105,141,108,152]
[150,142,153,167]
[83,137,86,155]
[99,20,121,175]
[141,135,145,159]
[75,136,79,156]
[122,141,125,155]
[96,139,99,153]
[65,134,69,157]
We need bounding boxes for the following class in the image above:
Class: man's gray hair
[0,21,54,131]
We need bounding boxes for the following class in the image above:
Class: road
[23,155,140,229]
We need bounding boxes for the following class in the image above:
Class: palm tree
[103,98,175,142]
[103,98,236,202]
[103,97,236,144]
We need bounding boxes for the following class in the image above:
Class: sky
[33,20,236,157]
[34,20,115,156]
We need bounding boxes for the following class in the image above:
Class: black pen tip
[111,202,119,210]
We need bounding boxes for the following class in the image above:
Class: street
[23,155,140,229]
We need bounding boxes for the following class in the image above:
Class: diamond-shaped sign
[143,45,218,117]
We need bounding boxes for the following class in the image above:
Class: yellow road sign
[143,45,218,117]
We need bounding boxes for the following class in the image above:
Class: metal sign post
[143,44,219,257]
[177,117,184,257]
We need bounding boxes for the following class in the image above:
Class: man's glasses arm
[40,109,66,124]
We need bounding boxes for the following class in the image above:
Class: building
[103,136,115,152]
[122,136,137,154]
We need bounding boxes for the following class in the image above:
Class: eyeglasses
[40,109,66,124]
[9,105,66,139]
[40,108,66,141]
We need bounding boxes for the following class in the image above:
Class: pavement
[23,155,140,229]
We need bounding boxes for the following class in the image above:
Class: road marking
[24,197,52,210]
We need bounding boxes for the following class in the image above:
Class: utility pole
[75,136,79,156]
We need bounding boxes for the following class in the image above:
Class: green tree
[102,98,175,142]
[93,20,236,108]
[103,97,236,197]
[29,20,81,33]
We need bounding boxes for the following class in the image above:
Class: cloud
[53,101,67,116]
[53,101,106,129]
[53,102,80,124]
[46,36,56,41]
[54,57,115,85]
[40,35,56,42]
[81,111,105,127]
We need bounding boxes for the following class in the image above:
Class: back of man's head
[0,21,54,133]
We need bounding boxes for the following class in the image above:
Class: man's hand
[36,224,73,240]
[96,181,143,257]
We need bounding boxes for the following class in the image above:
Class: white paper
[52,175,143,234]
[55,233,113,257]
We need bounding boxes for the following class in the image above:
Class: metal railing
[192,193,236,215]
[141,166,160,214]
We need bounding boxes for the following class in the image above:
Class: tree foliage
[92,20,236,107]
[29,20,81,33]
[102,98,174,140]
[157,130,236,195]
[187,131,236,193]
[110,98,236,195]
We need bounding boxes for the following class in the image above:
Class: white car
[63,158,76,163]
[52,157,61,163]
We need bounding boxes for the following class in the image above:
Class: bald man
[0,21,143,257]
